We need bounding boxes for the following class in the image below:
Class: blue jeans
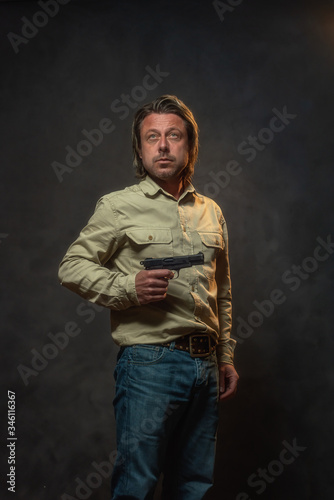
[110,342,219,500]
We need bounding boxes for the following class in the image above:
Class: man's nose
[158,136,169,152]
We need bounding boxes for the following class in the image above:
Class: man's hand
[219,363,239,401]
[135,269,174,305]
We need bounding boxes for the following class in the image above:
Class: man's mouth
[156,157,173,162]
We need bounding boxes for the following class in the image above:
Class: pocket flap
[126,228,173,245]
[199,232,224,249]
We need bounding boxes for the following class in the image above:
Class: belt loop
[169,341,175,352]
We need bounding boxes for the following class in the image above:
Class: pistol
[140,252,204,278]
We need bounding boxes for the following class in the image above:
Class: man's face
[139,113,189,184]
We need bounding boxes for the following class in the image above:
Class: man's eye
[148,134,157,140]
[169,132,179,139]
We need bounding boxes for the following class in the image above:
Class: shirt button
[148,235,153,241]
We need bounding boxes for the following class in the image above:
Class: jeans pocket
[128,344,166,365]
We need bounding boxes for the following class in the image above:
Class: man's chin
[154,165,176,176]
[145,163,186,182]
[156,168,179,180]
[155,162,173,170]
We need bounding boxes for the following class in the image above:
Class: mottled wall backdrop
[1,0,333,499]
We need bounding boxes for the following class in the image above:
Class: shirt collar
[139,175,197,200]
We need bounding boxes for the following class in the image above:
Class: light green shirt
[58,175,236,365]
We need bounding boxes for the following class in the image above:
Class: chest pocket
[126,228,173,269]
[198,231,224,281]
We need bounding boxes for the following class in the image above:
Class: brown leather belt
[162,334,216,358]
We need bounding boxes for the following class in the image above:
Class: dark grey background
[1,0,334,499]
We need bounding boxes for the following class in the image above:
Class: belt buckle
[189,334,211,358]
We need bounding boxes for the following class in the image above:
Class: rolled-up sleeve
[58,197,140,310]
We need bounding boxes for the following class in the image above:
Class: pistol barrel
[141,252,204,271]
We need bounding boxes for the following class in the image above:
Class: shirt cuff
[216,338,236,365]
[125,273,141,307]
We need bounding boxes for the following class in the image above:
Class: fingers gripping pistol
[140,252,204,278]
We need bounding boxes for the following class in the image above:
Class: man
[59,95,239,500]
